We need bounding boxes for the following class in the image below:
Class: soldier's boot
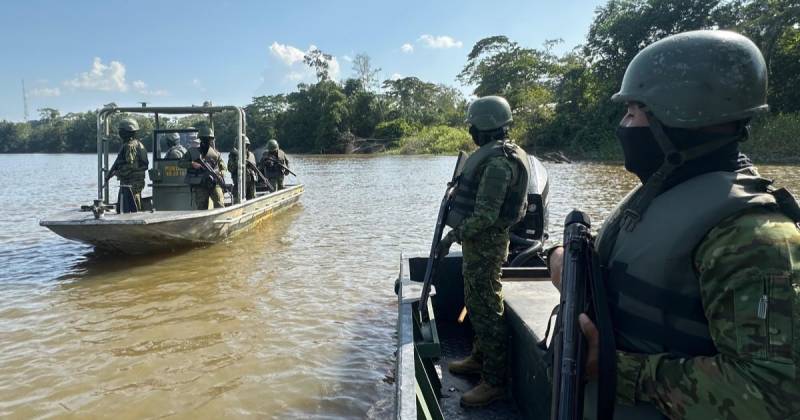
[460,381,507,408]
[447,355,482,376]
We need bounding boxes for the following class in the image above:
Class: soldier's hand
[437,231,456,259]
[191,162,202,169]
[579,313,599,380]
[548,246,564,291]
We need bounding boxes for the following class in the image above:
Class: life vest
[445,139,531,230]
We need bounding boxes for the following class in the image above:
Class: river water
[1,154,799,419]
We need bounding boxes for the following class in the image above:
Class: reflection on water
[1,153,799,418]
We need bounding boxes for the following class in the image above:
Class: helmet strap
[620,112,681,232]
[620,110,745,232]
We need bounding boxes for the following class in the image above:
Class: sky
[0,0,607,121]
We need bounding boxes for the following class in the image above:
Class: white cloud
[131,79,168,96]
[269,41,341,82]
[401,43,414,53]
[65,57,128,91]
[389,73,403,80]
[342,55,353,62]
[30,87,61,97]
[418,34,463,49]
[269,42,306,65]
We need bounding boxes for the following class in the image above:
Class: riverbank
[380,112,800,164]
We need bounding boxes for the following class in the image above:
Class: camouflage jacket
[616,206,800,419]
[111,139,148,182]
[450,155,515,242]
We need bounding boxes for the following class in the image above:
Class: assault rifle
[195,157,229,191]
[246,160,275,191]
[550,210,615,420]
[262,156,296,177]
[418,151,468,320]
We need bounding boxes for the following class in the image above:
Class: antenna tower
[22,79,29,121]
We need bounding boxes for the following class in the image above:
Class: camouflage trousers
[192,185,225,209]
[119,178,144,210]
[232,174,256,201]
[267,175,284,191]
[462,228,510,387]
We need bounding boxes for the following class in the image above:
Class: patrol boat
[394,153,557,419]
[40,105,304,255]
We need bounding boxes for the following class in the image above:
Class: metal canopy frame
[96,105,247,205]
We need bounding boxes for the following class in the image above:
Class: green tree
[304,48,333,82]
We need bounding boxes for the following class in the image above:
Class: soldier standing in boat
[106,118,149,210]
[260,139,289,190]
[548,30,800,419]
[228,136,258,200]
[179,127,226,209]
[437,96,531,407]
[163,132,186,159]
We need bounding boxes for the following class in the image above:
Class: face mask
[616,126,664,183]
[200,143,210,155]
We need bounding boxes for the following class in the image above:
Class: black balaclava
[616,124,751,187]
[200,139,211,155]
[120,131,136,142]
[469,126,507,147]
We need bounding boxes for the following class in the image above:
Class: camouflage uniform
[178,146,226,209]
[613,206,800,419]
[260,150,289,190]
[110,138,148,210]
[164,144,186,160]
[449,155,518,387]
[228,148,257,200]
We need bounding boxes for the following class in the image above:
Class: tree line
[1,0,798,160]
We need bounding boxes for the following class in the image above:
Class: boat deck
[433,281,559,419]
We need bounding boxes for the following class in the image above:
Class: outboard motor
[508,155,549,266]
[116,185,138,213]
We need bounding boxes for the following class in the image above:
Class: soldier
[228,136,258,201]
[437,96,531,407]
[163,132,186,159]
[106,118,149,210]
[186,128,201,149]
[178,127,226,209]
[259,139,289,190]
[548,30,800,419]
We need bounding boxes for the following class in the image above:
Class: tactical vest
[184,146,221,187]
[445,139,531,230]
[261,150,287,178]
[115,140,148,182]
[584,170,780,420]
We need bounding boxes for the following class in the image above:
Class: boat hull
[40,185,304,254]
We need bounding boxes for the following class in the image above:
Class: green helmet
[465,96,513,131]
[611,30,768,128]
[267,139,279,151]
[118,118,139,133]
[198,127,215,139]
[165,132,181,146]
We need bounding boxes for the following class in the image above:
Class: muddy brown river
[1,154,798,418]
